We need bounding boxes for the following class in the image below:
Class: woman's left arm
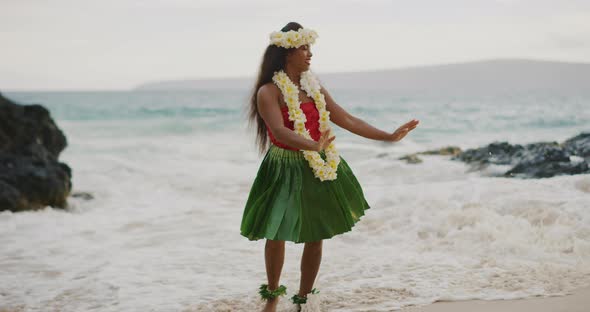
[321,86,419,142]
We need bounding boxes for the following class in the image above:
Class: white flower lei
[272,70,340,181]
[269,28,318,49]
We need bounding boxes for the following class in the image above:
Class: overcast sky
[1,0,589,90]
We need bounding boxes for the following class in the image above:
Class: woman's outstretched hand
[316,129,336,152]
[386,119,420,142]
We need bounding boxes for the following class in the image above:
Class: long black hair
[246,22,303,155]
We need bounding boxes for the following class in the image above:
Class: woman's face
[286,44,313,72]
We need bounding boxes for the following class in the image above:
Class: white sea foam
[1,90,589,311]
[1,122,589,312]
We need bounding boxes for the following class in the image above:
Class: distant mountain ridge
[134,59,590,95]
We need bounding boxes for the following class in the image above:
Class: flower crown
[269,28,318,49]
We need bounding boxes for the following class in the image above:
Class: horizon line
[3,57,589,92]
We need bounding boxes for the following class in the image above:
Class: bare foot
[262,297,280,312]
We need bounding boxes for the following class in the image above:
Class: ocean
[1,89,589,311]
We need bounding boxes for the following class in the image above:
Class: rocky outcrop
[397,146,463,164]
[397,133,590,179]
[0,92,72,211]
[562,132,590,161]
[452,134,590,178]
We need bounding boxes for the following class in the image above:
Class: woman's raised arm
[321,86,419,142]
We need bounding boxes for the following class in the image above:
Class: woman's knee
[265,239,285,250]
[304,240,322,250]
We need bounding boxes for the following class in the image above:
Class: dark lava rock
[71,191,94,201]
[452,136,590,179]
[453,142,525,165]
[562,132,590,161]
[419,146,462,156]
[399,154,423,164]
[505,159,588,178]
[0,92,72,211]
[398,146,462,164]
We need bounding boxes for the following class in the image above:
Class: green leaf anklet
[290,288,319,304]
[258,284,287,301]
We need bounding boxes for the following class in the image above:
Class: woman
[240,22,419,312]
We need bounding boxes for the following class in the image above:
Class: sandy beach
[401,285,590,312]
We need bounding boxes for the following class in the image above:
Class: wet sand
[400,285,590,312]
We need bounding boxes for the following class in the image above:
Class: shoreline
[400,285,590,312]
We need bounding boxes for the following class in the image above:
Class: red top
[266,101,321,151]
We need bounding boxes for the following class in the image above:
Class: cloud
[1,0,590,90]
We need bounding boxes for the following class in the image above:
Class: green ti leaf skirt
[240,144,370,243]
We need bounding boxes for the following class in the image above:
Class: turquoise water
[5,89,589,148]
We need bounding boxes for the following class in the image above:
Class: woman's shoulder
[256,82,283,109]
[257,82,280,98]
